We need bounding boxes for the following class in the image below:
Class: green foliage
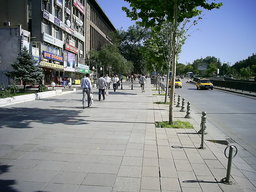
[38,84,48,92]
[122,0,222,28]
[90,43,133,75]
[155,120,193,128]
[118,25,151,74]
[6,47,44,90]
[0,84,18,98]
[231,54,256,79]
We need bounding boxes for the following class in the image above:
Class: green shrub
[155,120,193,129]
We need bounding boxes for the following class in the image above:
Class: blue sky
[96,0,256,65]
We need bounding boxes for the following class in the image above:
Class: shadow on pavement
[0,165,19,192]
[109,92,137,95]
[0,108,88,129]
[86,119,155,124]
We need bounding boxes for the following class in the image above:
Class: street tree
[123,0,222,124]
[90,44,133,76]
[6,47,44,90]
[118,25,151,74]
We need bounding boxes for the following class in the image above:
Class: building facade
[0,0,115,86]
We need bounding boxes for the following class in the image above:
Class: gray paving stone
[122,156,143,166]
[117,165,142,177]
[43,183,79,192]
[52,171,86,185]
[77,185,112,192]
[113,177,141,192]
[83,173,116,187]
[161,177,181,191]
[142,166,159,177]
[141,177,160,190]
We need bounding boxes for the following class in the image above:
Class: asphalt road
[175,80,256,157]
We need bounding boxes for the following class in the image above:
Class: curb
[0,88,77,107]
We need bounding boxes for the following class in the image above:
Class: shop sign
[43,10,50,20]
[65,7,71,15]
[33,56,40,65]
[73,0,85,15]
[43,51,64,62]
[39,61,64,70]
[54,17,60,27]
[78,64,89,70]
[55,0,62,7]
[76,68,91,74]
[65,43,78,54]
[76,17,83,27]
[67,52,76,68]
[64,67,76,72]
[43,33,64,48]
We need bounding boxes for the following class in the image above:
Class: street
[175,80,256,159]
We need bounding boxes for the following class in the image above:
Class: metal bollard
[185,102,191,118]
[198,112,206,149]
[221,145,238,184]
[180,98,185,112]
[176,95,180,107]
[198,111,206,134]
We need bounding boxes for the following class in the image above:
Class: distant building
[0,0,115,86]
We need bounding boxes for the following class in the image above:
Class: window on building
[54,6,62,20]
[42,21,52,35]
[54,27,62,40]
[65,0,71,8]
[42,0,52,12]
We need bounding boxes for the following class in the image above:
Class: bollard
[221,145,238,184]
[174,93,176,104]
[180,98,185,112]
[131,83,133,90]
[198,112,207,149]
[198,111,206,134]
[185,102,191,118]
[176,95,180,107]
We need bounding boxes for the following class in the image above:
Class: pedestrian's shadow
[109,92,137,95]
[0,107,88,129]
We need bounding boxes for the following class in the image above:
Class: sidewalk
[0,80,255,192]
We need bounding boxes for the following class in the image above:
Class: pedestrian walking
[105,74,111,89]
[97,74,107,101]
[112,75,119,92]
[81,73,92,108]
[139,74,146,92]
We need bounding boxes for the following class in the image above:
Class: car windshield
[200,80,211,83]
[176,79,180,81]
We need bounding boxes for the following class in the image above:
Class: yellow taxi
[175,79,182,88]
[196,79,213,90]
[169,79,182,88]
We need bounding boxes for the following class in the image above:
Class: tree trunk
[168,0,177,125]
[164,69,169,103]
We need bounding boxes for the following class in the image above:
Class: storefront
[39,60,64,85]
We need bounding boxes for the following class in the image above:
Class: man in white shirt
[97,74,107,101]
[81,73,92,107]
[112,75,119,92]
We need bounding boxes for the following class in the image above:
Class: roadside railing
[211,80,256,93]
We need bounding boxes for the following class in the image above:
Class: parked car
[196,79,213,90]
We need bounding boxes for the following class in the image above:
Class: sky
[96,0,256,66]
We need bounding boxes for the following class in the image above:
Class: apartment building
[0,0,115,86]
